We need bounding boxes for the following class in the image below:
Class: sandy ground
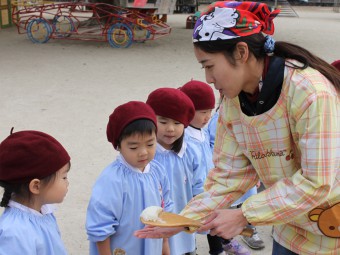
[0,5,339,255]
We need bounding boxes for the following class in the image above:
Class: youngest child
[0,129,71,255]
[86,101,173,255]
[179,79,215,177]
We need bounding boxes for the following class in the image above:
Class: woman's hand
[134,225,184,239]
[198,209,248,239]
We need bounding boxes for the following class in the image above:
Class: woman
[135,2,340,255]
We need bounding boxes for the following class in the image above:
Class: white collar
[8,200,55,216]
[186,126,205,142]
[156,141,186,158]
[118,154,150,173]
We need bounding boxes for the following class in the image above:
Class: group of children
[0,80,263,255]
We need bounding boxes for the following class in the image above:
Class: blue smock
[154,141,205,255]
[185,126,214,176]
[0,201,67,255]
[86,155,173,255]
[207,111,219,153]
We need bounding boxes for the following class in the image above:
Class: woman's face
[194,47,248,99]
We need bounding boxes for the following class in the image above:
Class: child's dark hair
[171,132,184,154]
[117,119,156,149]
[0,173,57,207]
[194,33,340,92]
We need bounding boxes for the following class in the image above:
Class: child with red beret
[146,88,206,255]
[179,79,216,177]
[0,129,71,255]
[86,101,173,255]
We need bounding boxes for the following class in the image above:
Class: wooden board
[141,211,254,237]
[141,211,202,228]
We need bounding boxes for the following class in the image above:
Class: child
[86,101,173,255]
[179,80,215,177]
[0,129,71,255]
[180,81,251,255]
[146,88,205,255]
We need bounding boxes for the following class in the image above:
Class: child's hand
[134,225,183,239]
[162,238,170,255]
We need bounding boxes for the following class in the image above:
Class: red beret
[179,80,215,110]
[146,88,195,127]
[107,101,157,149]
[331,60,340,71]
[0,130,70,184]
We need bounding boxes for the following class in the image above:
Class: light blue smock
[206,111,257,206]
[154,141,205,255]
[86,155,173,255]
[0,201,67,255]
[207,111,219,153]
[185,126,214,176]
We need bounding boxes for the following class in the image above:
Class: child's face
[190,109,213,129]
[156,116,184,150]
[119,132,157,171]
[41,163,70,204]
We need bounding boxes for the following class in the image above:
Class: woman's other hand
[198,209,248,239]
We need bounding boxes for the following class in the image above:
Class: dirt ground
[0,5,339,255]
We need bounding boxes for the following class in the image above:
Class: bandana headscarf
[193,1,280,42]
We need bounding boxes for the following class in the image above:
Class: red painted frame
[11,1,171,47]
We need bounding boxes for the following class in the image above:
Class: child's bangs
[118,119,156,145]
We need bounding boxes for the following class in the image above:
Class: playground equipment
[11,1,171,48]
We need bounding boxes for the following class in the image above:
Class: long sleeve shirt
[206,111,257,207]
[181,61,340,254]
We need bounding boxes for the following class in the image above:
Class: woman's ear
[234,42,249,63]
[29,179,41,195]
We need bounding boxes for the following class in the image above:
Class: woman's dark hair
[0,173,57,207]
[215,94,224,113]
[117,119,156,148]
[171,132,184,154]
[194,33,340,92]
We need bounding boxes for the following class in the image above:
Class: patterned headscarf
[193,1,280,42]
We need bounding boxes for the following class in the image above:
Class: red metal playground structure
[11,1,172,48]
